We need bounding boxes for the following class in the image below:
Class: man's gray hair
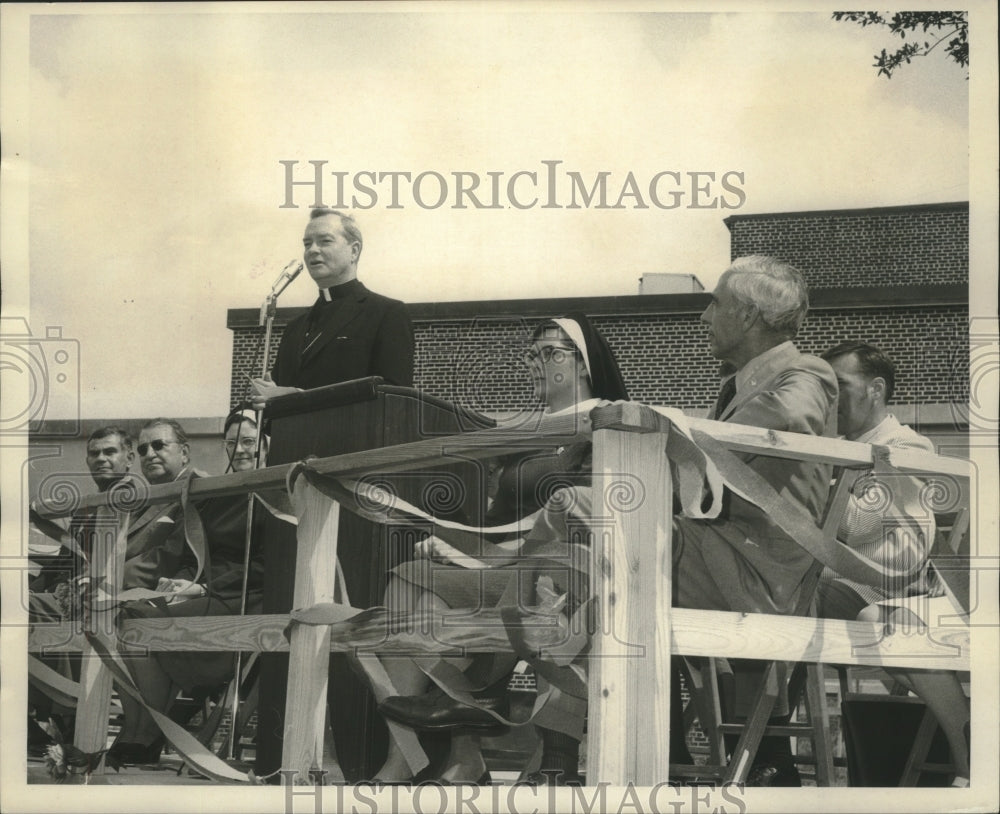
[140,417,189,446]
[723,255,809,338]
[309,208,363,258]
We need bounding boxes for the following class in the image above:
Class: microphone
[270,259,304,295]
[260,259,305,325]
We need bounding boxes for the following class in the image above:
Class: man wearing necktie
[682,255,839,785]
[249,208,413,404]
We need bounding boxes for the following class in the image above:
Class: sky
[2,2,981,421]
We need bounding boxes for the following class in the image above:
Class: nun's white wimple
[552,318,592,378]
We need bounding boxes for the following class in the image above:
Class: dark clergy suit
[258,277,415,780]
[270,279,414,389]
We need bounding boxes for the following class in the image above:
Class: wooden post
[805,663,835,786]
[74,507,129,758]
[589,412,673,785]
[281,477,340,783]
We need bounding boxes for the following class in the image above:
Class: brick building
[227,202,969,441]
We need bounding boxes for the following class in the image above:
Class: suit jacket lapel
[126,503,160,536]
[719,343,800,422]
[300,285,368,366]
[124,503,177,558]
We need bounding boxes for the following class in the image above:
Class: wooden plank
[281,479,341,783]
[593,403,972,477]
[33,403,971,520]
[667,608,970,672]
[931,507,972,616]
[30,606,970,671]
[33,412,593,518]
[588,426,673,785]
[724,662,780,782]
[899,707,941,786]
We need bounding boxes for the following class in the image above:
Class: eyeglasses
[225,437,258,451]
[523,345,579,364]
[137,439,179,456]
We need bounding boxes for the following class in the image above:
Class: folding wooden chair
[672,468,859,785]
[834,507,970,787]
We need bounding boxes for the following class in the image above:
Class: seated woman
[109,410,267,765]
[372,314,628,784]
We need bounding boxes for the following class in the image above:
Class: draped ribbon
[28,508,83,558]
[641,405,926,587]
[35,403,949,782]
[289,462,537,539]
[687,425,925,588]
[83,632,254,783]
[178,470,207,587]
[28,655,80,710]
[253,490,298,526]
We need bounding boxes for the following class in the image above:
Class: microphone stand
[226,260,302,761]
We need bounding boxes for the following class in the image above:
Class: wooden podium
[255,378,494,781]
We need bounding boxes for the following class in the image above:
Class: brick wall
[228,203,969,413]
[228,302,967,413]
[726,202,968,290]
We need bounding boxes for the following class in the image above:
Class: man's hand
[156,578,206,604]
[249,373,301,410]
[413,535,487,569]
[413,535,454,562]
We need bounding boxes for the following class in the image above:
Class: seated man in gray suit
[382,255,839,785]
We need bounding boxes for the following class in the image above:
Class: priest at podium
[249,207,413,405]
[248,208,414,781]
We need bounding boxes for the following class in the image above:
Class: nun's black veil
[532,312,629,401]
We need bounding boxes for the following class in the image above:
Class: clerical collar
[318,279,360,303]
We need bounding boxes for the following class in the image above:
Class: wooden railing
[28,402,974,785]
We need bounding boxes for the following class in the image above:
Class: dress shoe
[107,737,164,767]
[746,762,801,787]
[378,690,509,732]
[28,718,54,758]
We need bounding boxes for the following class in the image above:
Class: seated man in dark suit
[120,418,200,590]
[110,410,268,766]
[28,426,137,751]
[31,426,137,594]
